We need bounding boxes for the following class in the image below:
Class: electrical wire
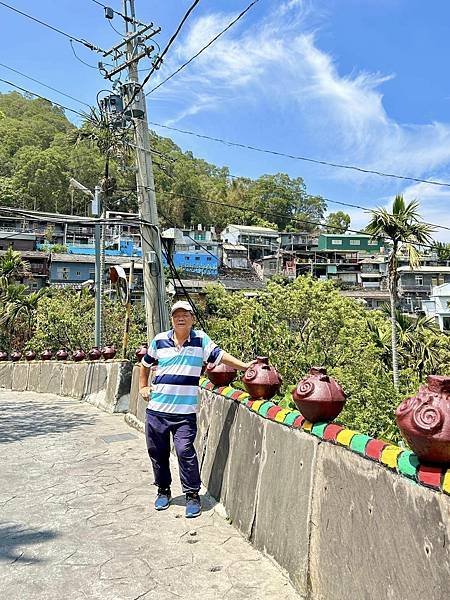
[0,62,92,108]
[89,0,147,28]
[0,1,105,52]
[0,78,87,118]
[122,0,200,114]
[147,0,261,96]
[149,121,450,190]
[70,39,99,70]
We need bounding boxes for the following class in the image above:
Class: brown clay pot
[242,356,282,400]
[88,346,102,361]
[72,349,86,362]
[135,343,148,363]
[205,362,237,387]
[56,347,69,361]
[292,367,346,423]
[102,343,116,360]
[10,350,22,362]
[40,349,53,361]
[25,350,36,362]
[396,375,450,465]
[0,351,8,362]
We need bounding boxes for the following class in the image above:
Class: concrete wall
[126,368,450,599]
[0,360,132,413]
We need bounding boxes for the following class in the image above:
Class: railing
[399,285,432,293]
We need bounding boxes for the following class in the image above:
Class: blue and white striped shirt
[141,329,223,414]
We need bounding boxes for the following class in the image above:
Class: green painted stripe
[283,410,302,426]
[397,450,420,479]
[311,422,328,438]
[258,401,275,417]
[349,434,372,455]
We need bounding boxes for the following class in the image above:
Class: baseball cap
[171,300,194,315]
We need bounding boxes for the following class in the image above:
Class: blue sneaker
[185,492,202,518]
[154,488,171,511]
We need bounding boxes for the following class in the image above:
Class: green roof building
[317,234,384,253]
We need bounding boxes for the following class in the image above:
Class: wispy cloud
[152,0,450,193]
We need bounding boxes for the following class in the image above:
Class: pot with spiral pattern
[0,350,8,362]
[205,362,237,387]
[242,356,282,400]
[10,350,22,362]
[292,366,346,423]
[40,349,52,361]
[396,375,450,465]
[135,343,148,363]
[25,350,36,361]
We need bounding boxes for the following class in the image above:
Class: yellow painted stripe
[238,392,250,400]
[336,429,357,446]
[302,420,313,432]
[250,400,265,412]
[274,408,292,423]
[221,386,234,396]
[380,445,403,469]
[442,469,450,495]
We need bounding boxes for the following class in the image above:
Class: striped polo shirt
[141,328,223,414]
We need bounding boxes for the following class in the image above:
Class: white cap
[171,300,194,315]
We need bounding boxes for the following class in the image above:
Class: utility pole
[93,185,102,348]
[99,1,168,340]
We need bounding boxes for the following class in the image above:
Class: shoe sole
[155,501,171,511]
[186,510,202,518]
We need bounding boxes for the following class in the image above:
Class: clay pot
[135,343,148,363]
[72,349,86,362]
[396,375,450,465]
[24,350,36,362]
[205,362,237,387]
[10,350,22,362]
[88,346,102,361]
[0,351,8,362]
[56,347,69,361]
[102,343,116,360]
[242,356,282,400]
[292,367,346,423]
[40,349,53,361]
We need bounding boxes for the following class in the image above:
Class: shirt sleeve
[202,333,223,366]
[141,339,158,368]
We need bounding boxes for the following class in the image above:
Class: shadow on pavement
[0,522,59,564]
[0,397,96,445]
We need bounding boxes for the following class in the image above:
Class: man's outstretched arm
[220,351,255,371]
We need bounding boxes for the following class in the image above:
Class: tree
[365,195,434,389]
[324,211,350,233]
[432,241,450,261]
[0,247,31,286]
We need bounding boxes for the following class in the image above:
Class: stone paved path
[0,391,299,600]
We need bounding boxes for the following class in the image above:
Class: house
[162,226,220,277]
[221,225,279,260]
[49,253,132,289]
[0,249,50,290]
[222,244,249,269]
[398,266,450,312]
[339,289,390,310]
[422,283,450,331]
[358,256,388,290]
[317,233,384,253]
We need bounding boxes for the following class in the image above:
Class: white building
[221,224,279,260]
[422,283,450,331]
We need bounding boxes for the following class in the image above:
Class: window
[195,256,200,261]
[185,256,190,261]
[206,257,212,262]
[350,239,361,246]
[368,240,379,246]
[415,275,423,286]
[331,239,342,245]
[76,271,81,276]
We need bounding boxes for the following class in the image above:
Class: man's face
[171,309,194,330]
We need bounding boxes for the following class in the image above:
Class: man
[139,300,254,518]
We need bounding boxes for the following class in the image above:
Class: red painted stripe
[266,405,282,420]
[323,423,345,442]
[292,415,305,428]
[365,439,388,461]
[418,465,443,489]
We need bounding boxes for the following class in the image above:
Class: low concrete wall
[0,360,132,413]
[126,369,450,599]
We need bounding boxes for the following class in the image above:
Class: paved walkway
[0,391,299,600]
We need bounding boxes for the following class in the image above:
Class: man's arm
[139,364,152,398]
[220,351,255,371]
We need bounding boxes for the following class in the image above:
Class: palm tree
[0,247,31,287]
[366,195,434,388]
[0,284,49,345]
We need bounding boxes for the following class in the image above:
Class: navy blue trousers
[145,409,201,494]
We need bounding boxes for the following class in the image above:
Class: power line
[89,0,147,27]
[147,0,261,96]
[0,78,87,118]
[122,0,200,114]
[0,1,104,52]
[0,62,91,107]
[149,121,450,190]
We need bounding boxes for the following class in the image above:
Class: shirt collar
[168,328,193,343]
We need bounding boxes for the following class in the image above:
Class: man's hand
[139,386,152,398]
[243,359,258,370]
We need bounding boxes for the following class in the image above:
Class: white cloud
[152,1,450,197]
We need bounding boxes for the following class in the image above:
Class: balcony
[399,284,431,293]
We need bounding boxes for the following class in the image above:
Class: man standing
[139,300,254,518]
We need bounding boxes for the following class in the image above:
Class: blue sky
[1,0,450,240]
